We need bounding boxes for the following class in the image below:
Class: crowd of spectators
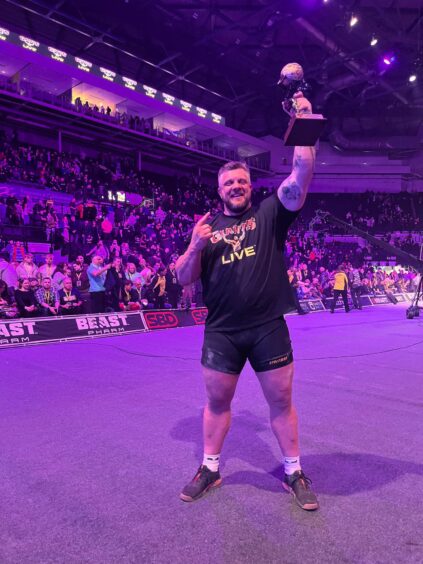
[0,242,419,320]
[0,139,163,199]
[0,142,422,320]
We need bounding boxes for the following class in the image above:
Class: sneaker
[283,470,319,511]
[180,465,222,502]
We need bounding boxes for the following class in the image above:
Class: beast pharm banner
[141,308,208,330]
[0,312,145,347]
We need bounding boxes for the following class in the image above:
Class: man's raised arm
[277,94,316,212]
[175,212,212,286]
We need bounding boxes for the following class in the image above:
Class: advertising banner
[141,308,207,331]
[0,312,145,347]
[298,299,325,312]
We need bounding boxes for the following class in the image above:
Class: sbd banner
[0,312,146,347]
[141,308,208,330]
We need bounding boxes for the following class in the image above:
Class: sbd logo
[144,312,179,330]
[191,308,208,325]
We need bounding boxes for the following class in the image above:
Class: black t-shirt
[59,287,82,306]
[201,194,299,331]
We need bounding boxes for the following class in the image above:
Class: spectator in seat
[29,276,39,292]
[87,239,109,262]
[126,262,142,284]
[38,253,56,279]
[71,259,89,292]
[16,253,38,280]
[58,277,83,315]
[0,252,18,289]
[35,277,60,316]
[15,278,39,318]
[132,277,149,308]
[109,239,121,260]
[0,280,17,318]
[52,262,70,290]
[87,256,110,313]
[120,279,140,311]
[140,260,153,287]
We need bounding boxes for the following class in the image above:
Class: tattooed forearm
[282,181,301,201]
[278,146,316,210]
[293,146,315,171]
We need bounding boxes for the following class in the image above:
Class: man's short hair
[217,161,251,184]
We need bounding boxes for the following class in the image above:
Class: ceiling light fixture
[382,54,395,66]
[370,36,378,46]
[409,74,417,82]
[350,15,358,27]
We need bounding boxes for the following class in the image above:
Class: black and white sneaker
[283,470,319,511]
[180,465,222,502]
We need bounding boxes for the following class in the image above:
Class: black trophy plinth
[284,113,327,146]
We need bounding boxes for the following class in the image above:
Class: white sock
[284,455,301,476]
[203,453,220,472]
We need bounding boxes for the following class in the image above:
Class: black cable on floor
[90,337,423,363]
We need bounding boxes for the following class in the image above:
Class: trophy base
[284,114,327,146]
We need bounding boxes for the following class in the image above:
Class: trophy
[278,63,327,146]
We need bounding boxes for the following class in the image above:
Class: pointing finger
[196,212,211,225]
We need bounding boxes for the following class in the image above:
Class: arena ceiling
[0,0,422,143]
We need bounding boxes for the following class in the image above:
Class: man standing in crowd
[87,256,110,313]
[166,261,181,308]
[348,266,362,310]
[288,268,307,315]
[35,277,60,316]
[176,92,318,511]
[151,266,167,309]
[330,265,350,313]
[105,257,126,311]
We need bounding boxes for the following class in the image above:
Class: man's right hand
[189,212,212,252]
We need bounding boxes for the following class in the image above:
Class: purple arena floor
[1,304,423,564]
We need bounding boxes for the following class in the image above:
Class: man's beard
[223,192,251,214]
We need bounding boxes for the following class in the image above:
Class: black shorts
[201,317,293,375]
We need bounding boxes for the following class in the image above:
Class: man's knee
[268,386,293,412]
[261,364,294,410]
[206,384,234,412]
